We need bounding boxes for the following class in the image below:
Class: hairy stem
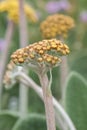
[18,0,28,116]
[0,20,14,109]
[38,73,56,130]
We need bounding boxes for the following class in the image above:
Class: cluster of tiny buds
[3,60,15,85]
[11,39,70,68]
[40,14,75,39]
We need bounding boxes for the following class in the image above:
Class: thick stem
[18,0,28,117]
[0,20,14,109]
[39,73,56,130]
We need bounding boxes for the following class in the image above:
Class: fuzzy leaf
[0,111,19,130]
[64,72,87,130]
[12,114,59,130]
[12,114,47,130]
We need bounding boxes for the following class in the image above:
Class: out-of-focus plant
[45,0,71,14]
[40,14,75,39]
[0,0,38,23]
[0,20,14,109]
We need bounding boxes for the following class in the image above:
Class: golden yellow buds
[11,39,70,67]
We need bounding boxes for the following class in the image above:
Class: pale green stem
[18,0,29,117]
[60,56,68,99]
[0,20,14,109]
[11,71,76,130]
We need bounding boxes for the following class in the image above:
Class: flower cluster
[0,0,38,23]
[3,60,15,85]
[11,39,70,68]
[40,14,75,38]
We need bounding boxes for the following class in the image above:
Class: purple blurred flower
[45,0,70,14]
[80,11,87,23]
[0,39,5,52]
[46,1,61,13]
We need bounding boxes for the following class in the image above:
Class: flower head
[11,39,70,69]
[40,14,75,39]
[0,0,38,23]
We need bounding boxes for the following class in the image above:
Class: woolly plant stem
[18,0,28,116]
[38,72,56,130]
[12,71,76,130]
[0,20,14,109]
